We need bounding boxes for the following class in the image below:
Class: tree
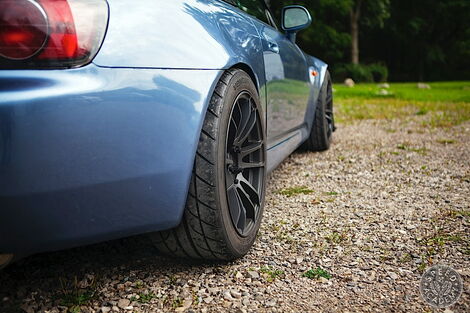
[349,0,361,64]
[270,0,389,65]
[366,0,470,81]
[269,0,469,81]
[349,0,390,64]
[269,0,351,66]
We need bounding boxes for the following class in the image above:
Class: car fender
[93,0,265,82]
[303,55,329,132]
[93,0,267,137]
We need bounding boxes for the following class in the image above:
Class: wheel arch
[303,56,329,135]
[230,63,260,94]
[309,56,329,87]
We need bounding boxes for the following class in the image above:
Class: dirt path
[1,118,469,313]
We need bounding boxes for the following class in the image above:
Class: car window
[236,0,270,25]
[220,0,238,6]
[265,7,278,29]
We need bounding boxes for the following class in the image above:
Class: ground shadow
[0,235,226,312]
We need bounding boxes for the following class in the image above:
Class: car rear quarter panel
[94,0,264,78]
[0,0,327,255]
[0,66,222,254]
[0,0,271,256]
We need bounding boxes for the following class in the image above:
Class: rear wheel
[302,71,335,151]
[151,69,266,260]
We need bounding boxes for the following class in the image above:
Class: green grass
[334,81,470,126]
[58,276,97,313]
[278,186,314,197]
[335,81,470,102]
[303,267,332,280]
[325,191,339,196]
[436,138,456,144]
[171,297,184,309]
[131,292,156,304]
[260,266,285,282]
[325,231,348,244]
[396,143,428,154]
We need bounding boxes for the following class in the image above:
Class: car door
[262,21,310,144]
[229,0,310,145]
[240,1,311,144]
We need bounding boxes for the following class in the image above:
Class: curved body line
[0,0,330,260]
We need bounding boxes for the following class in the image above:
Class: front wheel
[151,69,266,261]
[302,71,335,152]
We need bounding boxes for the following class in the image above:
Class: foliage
[333,81,470,126]
[131,292,156,304]
[367,63,389,82]
[278,186,314,197]
[333,63,373,83]
[332,63,388,83]
[259,266,285,282]
[374,0,470,81]
[358,0,390,28]
[270,0,351,63]
[268,0,470,81]
[335,82,470,102]
[58,276,97,313]
[303,267,332,280]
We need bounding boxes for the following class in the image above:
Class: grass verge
[334,81,470,126]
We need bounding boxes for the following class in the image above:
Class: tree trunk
[350,0,362,65]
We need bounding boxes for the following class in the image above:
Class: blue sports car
[0,0,335,267]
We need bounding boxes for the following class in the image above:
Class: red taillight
[37,0,79,60]
[0,0,48,60]
[0,0,108,68]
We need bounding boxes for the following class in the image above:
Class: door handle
[267,41,279,54]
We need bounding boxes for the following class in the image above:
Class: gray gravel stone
[247,271,259,279]
[117,299,130,309]
[1,118,468,313]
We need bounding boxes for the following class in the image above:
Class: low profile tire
[302,71,335,152]
[151,69,266,261]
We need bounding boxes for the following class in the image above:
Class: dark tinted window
[265,7,279,29]
[221,0,238,6]
[237,0,269,25]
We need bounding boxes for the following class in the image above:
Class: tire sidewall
[321,79,331,148]
[215,70,266,258]
[317,73,332,150]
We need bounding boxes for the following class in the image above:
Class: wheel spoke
[225,164,234,186]
[235,106,256,146]
[230,116,238,134]
[239,175,260,205]
[236,183,257,220]
[326,94,333,104]
[235,98,250,135]
[240,140,263,157]
[224,91,264,236]
[227,185,242,230]
[239,161,264,169]
[236,202,247,233]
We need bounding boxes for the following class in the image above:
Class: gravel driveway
[1,118,469,313]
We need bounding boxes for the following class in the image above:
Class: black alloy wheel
[152,69,266,260]
[225,91,265,237]
[324,76,335,137]
[301,70,335,152]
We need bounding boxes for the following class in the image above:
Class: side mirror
[281,5,312,42]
